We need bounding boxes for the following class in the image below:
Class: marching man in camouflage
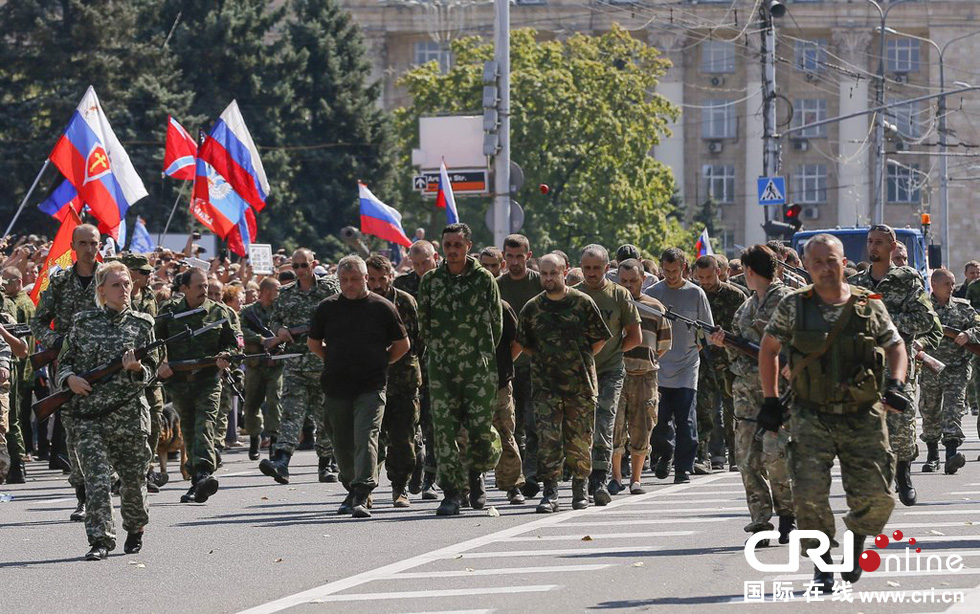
[761,233,908,592]
[848,224,940,506]
[0,320,14,483]
[708,245,795,545]
[920,268,980,474]
[31,223,102,521]
[418,223,503,516]
[240,277,284,461]
[518,254,610,512]
[366,255,422,507]
[2,268,33,485]
[56,262,157,560]
[260,248,340,485]
[156,268,240,504]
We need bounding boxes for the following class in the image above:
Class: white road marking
[444,546,663,559]
[555,518,732,527]
[234,474,733,613]
[625,499,739,505]
[503,530,695,542]
[304,586,559,603]
[901,510,980,516]
[380,564,610,579]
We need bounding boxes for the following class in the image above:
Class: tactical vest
[788,288,885,414]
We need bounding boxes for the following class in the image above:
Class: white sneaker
[630,482,646,495]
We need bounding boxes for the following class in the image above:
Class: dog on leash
[157,403,190,481]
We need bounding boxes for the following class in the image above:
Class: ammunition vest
[788,288,885,414]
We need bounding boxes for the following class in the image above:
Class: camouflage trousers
[380,384,420,486]
[62,412,85,489]
[887,374,920,462]
[6,375,26,469]
[166,379,221,476]
[514,366,537,483]
[920,362,970,448]
[732,376,794,532]
[788,403,895,550]
[273,369,332,458]
[0,383,9,481]
[325,390,386,492]
[243,365,283,438]
[592,367,625,480]
[492,382,524,490]
[535,389,596,483]
[75,404,151,550]
[145,384,164,465]
[427,361,501,493]
[613,370,658,457]
[696,365,725,448]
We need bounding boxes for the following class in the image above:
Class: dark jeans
[651,386,698,474]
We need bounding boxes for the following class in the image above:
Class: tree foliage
[394,26,692,256]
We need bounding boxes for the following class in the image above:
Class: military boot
[590,469,612,506]
[123,531,144,555]
[945,443,967,475]
[778,515,796,545]
[468,471,486,510]
[351,488,372,519]
[811,551,835,594]
[571,478,589,510]
[895,460,917,506]
[5,458,26,484]
[692,445,713,475]
[318,456,339,483]
[193,472,219,503]
[922,442,940,472]
[536,482,559,514]
[259,450,291,484]
[392,481,411,508]
[520,479,540,499]
[436,489,461,516]
[267,436,278,459]
[248,436,260,461]
[179,475,198,503]
[70,485,86,522]
[421,472,439,500]
[841,534,868,583]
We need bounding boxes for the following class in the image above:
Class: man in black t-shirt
[308,256,409,519]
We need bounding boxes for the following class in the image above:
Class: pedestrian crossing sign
[757,176,786,205]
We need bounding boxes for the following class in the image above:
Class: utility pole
[761,1,784,234]
[491,0,510,247]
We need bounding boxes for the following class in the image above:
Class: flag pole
[159,180,190,246]
[3,160,51,238]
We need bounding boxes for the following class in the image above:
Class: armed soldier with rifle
[239,277,284,460]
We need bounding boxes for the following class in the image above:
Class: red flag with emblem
[30,207,82,306]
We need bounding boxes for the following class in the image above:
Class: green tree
[393,26,688,256]
[0,0,193,235]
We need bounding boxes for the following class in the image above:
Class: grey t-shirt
[644,279,713,389]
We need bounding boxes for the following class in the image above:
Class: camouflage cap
[120,253,153,273]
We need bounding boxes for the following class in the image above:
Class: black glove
[883,378,911,412]
[757,397,785,432]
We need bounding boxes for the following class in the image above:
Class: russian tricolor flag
[695,228,714,257]
[358,182,412,248]
[435,160,459,224]
[163,116,198,180]
[192,101,266,256]
[48,86,148,238]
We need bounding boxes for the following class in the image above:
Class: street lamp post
[866,0,916,225]
[882,27,980,266]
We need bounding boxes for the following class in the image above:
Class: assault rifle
[780,261,812,283]
[942,326,980,358]
[29,306,207,371]
[165,352,302,374]
[31,320,221,422]
[241,308,286,354]
[4,323,32,338]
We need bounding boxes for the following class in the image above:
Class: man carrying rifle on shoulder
[920,268,980,474]
[155,268,241,504]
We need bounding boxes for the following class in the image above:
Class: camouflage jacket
[6,290,35,384]
[240,301,278,355]
[418,256,502,365]
[931,296,980,366]
[703,281,748,370]
[0,311,12,372]
[56,307,157,419]
[393,271,421,299]
[269,276,340,372]
[31,262,101,348]
[156,297,241,382]
[382,286,422,390]
[848,265,940,347]
[729,280,793,377]
[131,287,157,318]
[517,287,611,397]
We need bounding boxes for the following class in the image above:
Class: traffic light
[762,219,797,240]
[783,203,803,232]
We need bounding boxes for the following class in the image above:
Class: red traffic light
[784,204,802,219]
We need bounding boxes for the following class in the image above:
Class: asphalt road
[3,436,980,614]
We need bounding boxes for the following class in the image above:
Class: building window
[887,164,922,204]
[701,41,736,74]
[792,99,828,137]
[414,41,451,73]
[701,100,737,139]
[887,39,920,73]
[793,164,827,204]
[794,39,827,72]
[886,97,924,139]
[702,165,736,204]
